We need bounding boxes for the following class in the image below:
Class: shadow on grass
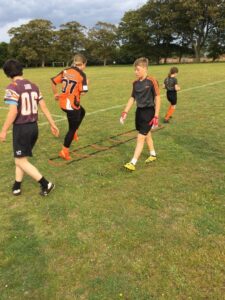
[0,212,51,300]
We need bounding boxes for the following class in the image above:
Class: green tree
[118,10,149,61]
[206,1,225,61]
[8,19,54,66]
[140,0,177,64]
[173,0,224,62]
[0,42,9,67]
[55,21,86,66]
[87,22,118,66]
[119,1,177,64]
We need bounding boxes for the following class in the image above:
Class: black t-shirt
[131,76,160,108]
[164,77,177,91]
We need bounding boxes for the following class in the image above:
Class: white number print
[21,91,38,116]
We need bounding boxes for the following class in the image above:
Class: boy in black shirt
[120,57,161,171]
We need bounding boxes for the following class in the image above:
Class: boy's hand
[51,125,59,137]
[54,93,59,100]
[0,130,7,142]
[120,112,127,125]
[149,116,158,128]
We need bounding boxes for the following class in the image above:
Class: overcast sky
[0,0,147,42]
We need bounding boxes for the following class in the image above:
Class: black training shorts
[135,107,155,135]
[13,122,38,158]
[167,91,177,105]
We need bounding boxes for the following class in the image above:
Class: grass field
[0,63,224,300]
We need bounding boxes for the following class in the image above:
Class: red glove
[120,112,127,125]
[149,116,159,127]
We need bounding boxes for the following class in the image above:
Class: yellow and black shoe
[145,155,157,164]
[124,162,136,171]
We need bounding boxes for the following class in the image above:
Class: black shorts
[135,107,155,135]
[13,122,38,158]
[167,91,177,105]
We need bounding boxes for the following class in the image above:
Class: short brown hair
[133,57,149,68]
[3,59,23,78]
[169,67,179,77]
[73,54,87,66]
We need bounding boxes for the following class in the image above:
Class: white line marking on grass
[47,79,225,125]
[86,104,124,116]
[178,79,225,93]
[2,79,225,130]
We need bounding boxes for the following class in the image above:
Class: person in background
[163,67,181,123]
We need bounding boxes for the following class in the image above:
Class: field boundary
[1,79,225,133]
[40,78,225,123]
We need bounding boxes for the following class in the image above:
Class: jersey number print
[21,91,38,115]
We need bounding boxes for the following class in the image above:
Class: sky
[0,0,147,42]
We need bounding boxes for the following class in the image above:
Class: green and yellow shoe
[124,162,136,171]
[145,155,157,164]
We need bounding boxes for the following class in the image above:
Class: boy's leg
[63,110,80,147]
[164,105,176,121]
[133,133,146,160]
[146,132,154,152]
[124,133,146,171]
[73,106,85,141]
[15,157,55,196]
[77,106,85,129]
[15,164,24,182]
[12,165,24,196]
[145,132,157,163]
[60,110,80,160]
[15,157,42,181]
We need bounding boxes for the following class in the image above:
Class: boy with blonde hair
[120,57,161,171]
[51,54,88,160]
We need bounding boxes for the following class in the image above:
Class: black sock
[38,177,49,189]
[12,181,22,191]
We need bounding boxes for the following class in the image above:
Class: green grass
[0,63,225,299]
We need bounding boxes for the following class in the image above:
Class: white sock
[131,158,137,165]
[150,150,156,157]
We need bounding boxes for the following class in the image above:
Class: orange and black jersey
[51,66,88,110]
[131,76,160,108]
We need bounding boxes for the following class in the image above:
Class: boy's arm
[0,105,18,142]
[123,97,135,113]
[120,97,135,124]
[39,99,59,137]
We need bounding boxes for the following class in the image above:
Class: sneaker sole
[124,166,135,171]
[12,189,21,196]
[145,159,157,164]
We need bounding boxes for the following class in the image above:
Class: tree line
[0,0,224,67]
